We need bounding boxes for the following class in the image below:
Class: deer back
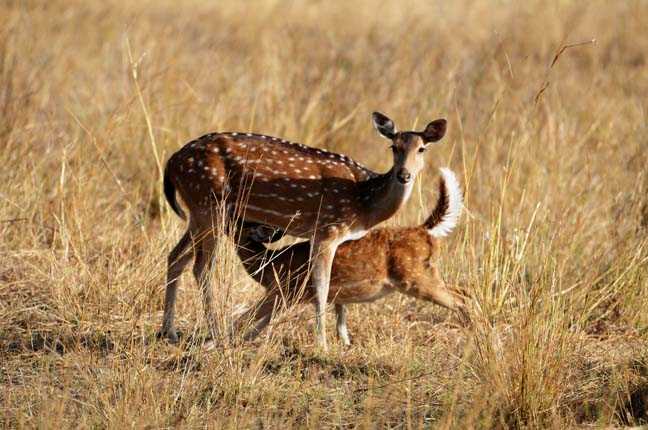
[166,133,379,236]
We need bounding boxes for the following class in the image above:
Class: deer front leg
[160,229,193,343]
[310,235,340,351]
[335,303,351,346]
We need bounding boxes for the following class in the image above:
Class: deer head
[372,112,447,185]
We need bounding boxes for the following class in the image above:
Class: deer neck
[360,167,415,226]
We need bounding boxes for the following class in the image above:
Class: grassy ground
[1,0,647,428]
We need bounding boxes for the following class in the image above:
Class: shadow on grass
[2,330,115,357]
[0,328,396,393]
[617,383,648,426]
[617,359,648,426]
[261,340,395,381]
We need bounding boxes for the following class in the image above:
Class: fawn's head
[239,221,285,244]
[372,112,447,185]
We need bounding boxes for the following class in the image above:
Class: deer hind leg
[335,304,351,346]
[309,235,341,351]
[160,229,194,343]
[192,230,219,340]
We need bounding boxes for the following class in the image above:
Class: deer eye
[418,146,426,153]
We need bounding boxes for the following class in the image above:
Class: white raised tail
[424,168,463,238]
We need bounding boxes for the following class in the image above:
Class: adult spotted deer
[161,112,447,349]
[233,168,466,345]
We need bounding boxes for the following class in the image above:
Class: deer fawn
[234,168,465,345]
[161,112,447,349]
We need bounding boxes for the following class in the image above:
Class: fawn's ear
[267,227,286,243]
[421,119,447,144]
[372,112,397,139]
[254,225,285,243]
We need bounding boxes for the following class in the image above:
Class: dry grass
[1,0,648,428]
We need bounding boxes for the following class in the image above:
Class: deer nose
[396,168,412,184]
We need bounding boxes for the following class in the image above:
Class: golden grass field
[1,0,648,428]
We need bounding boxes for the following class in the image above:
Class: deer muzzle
[396,168,412,184]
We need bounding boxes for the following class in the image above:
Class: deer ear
[372,112,397,139]
[421,119,447,144]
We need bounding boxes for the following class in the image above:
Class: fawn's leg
[235,292,281,341]
[160,229,193,343]
[335,304,351,346]
[309,235,341,351]
[442,284,471,324]
[399,276,468,323]
[192,232,219,340]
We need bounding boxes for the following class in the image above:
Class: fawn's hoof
[157,328,181,344]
